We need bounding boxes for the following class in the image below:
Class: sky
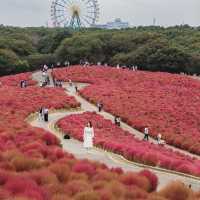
[0,0,199,27]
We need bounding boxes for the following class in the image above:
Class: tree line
[0,25,200,76]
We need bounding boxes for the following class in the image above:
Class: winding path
[30,70,200,191]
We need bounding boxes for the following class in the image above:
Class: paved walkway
[30,71,200,191]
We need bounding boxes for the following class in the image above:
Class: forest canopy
[0,25,200,75]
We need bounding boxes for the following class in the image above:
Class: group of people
[20,80,28,88]
[38,107,49,122]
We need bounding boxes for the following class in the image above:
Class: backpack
[64,134,71,140]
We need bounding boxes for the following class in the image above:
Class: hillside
[0,25,200,76]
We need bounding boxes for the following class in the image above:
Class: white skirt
[83,135,93,148]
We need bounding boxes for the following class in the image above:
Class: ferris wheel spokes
[51,0,99,29]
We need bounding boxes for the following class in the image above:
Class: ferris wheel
[51,0,100,29]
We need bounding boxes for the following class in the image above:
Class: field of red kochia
[0,72,169,200]
[53,66,200,155]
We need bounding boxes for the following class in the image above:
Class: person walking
[83,121,94,151]
[97,102,103,112]
[115,116,121,127]
[43,108,49,122]
[143,127,149,141]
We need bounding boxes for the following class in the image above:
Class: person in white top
[83,121,94,150]
[143,127,149,141]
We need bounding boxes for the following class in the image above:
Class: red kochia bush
[5,176,47,200]
[65,180,92,196]
[139,169,158,192]
[72,161,96,177]
[120,172,150,191]
[158,181,194,200]
[42,133,60,146]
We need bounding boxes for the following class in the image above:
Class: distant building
[94,18,130,30]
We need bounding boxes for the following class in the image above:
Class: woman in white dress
[83,121,94,151]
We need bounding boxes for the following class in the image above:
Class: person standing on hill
[143,127,149,141]
[83,121,94,151]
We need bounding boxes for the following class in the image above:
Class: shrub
[49,163,70,183]
[159,181,193,200]
[42,133,60,146]
[123,185,148,199]
[72,161,96,177]
[120,172,150,192]
[139,170,158,192]
[11,154,44,172]
[30,170,59,186]
[0,188,11,199]
[4,176,47,200]
[74,191,100,200]
[65,180,92,197]
[51,194,72,200]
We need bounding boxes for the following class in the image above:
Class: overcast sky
[0,0,199,27]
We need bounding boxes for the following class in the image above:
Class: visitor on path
[43,108,49,122]
[75,85,78,93]
[97,102,103,112]
[157,134,166,145]
[83,121,94,151]
[143,127,149,141]
[38,107,44,121]
[69,79,73,87]
[114,116,121,127]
